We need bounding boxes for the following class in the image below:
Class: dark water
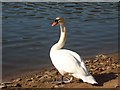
[2,2,118,79]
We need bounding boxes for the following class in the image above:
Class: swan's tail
[82,75,98,84]
[72,74,98,84]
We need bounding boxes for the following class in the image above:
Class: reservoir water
[2,2,118,80]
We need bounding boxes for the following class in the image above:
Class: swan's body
[50,17,97,84]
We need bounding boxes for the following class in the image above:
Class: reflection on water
[2,2,118,79]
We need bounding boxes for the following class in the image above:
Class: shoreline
[1,52,119,88]
[3,52,118,81]
[3,64,53,82]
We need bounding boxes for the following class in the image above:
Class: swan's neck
[51,22,67,51]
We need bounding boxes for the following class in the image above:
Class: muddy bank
[1,53,119,89]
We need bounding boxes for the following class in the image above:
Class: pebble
[96,54,107,59]
[112,64,115,66]
[13,83,21,87]
[85,60,90,63]
[2,54,118,88]
[106,66,110,69]
[43,75,49,78]
[100,68,105,71]
[36,75,42,78]
[100,62,104,65]
[117,64,120,67]
[90,68,94,71]
[0,83,21,88]
[1,82,12,85]
[49,71,58,76]
[108,57,112,61]
[26,79,32,82]
[102,55,107,59]
[31,78,34,80]
[0,85,6,88]
[93,59,98,63]
[114,85,119,88]
[13,78,22,82]
[51,85,59,89]
[112,66,116,69]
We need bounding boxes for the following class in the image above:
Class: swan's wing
[80,60,90,75]
[64,49,90,75]
[50,50,82,74]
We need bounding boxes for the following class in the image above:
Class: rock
[101,54,107,59]
[85,60,90,63]
[49,71,58,76]
[36,75,42,78]
[117,64,120,67]
[93,59,98,63]
[94,67,99,71]
[43,75,49,78]
[44,71,51,75]
[90,65,96,69]
[90,68,94,71]
[0,85,7,88]
[112,66,116,69]
[51,85,59,89]
[31,78,34,80]
[107,57,112,61]
[13,78,22,82]
[100,62,104,65]
[95,55,99,58]
[100,68,105,71]
[1,82,12,86]
[13,83,22,87]
[26,79,32,82]
[114,85,119,88]
[3,82,21,88]
[38,74,52,83]
[106,66,110,69]
[33,85,37,87]
[112,64,115,66]
[96,54,107,60]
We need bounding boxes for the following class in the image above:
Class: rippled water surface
[2,2,118,79]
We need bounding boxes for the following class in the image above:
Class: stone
[31,78,34,80]
[0,85,7,88]
[51,85,59,89]
[100,62,104,65]
[36,75,42,78]
[26,79,32,82]
[13,78,22,82]
[117,64,120,67]
[106,66,110,70]
[13,83,22,87]
[100,68,105,71]
[101,54,107,59]
[1,82,12,86]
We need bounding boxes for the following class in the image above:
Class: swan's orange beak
[52,21,58,26]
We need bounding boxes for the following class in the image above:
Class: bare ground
[1,53,119,89]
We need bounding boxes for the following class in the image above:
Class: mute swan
[50,17,98,84]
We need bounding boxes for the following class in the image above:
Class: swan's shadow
[93,72,118,86]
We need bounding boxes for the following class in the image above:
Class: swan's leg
[54,76,73,84]
[54,76,64,84]
[61,76,64,83]
[62,76,73,83]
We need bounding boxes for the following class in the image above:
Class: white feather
[50,17,98,84]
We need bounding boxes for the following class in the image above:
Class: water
[2,2,118,80]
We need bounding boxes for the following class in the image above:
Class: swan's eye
[55,20,58,22]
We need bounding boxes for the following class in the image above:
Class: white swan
[50,17,98,84]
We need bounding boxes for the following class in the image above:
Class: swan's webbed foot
[54,76,73,85]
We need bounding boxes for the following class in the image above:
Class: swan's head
[52,17,64,26]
